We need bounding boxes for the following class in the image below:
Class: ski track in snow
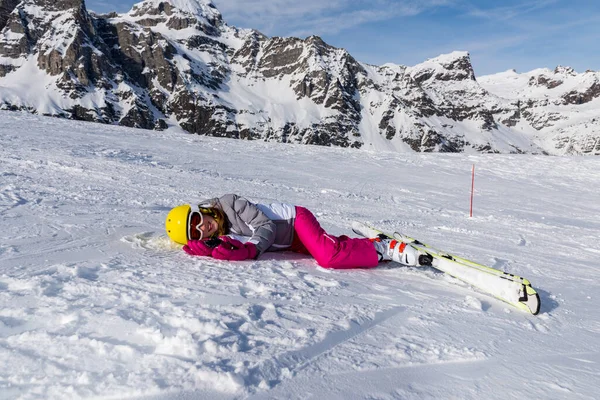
[1,111,599,399]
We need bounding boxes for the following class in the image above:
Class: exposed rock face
[0,0,19,31]
[0,0,598,154]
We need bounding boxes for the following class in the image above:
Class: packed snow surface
[1,111,599,399]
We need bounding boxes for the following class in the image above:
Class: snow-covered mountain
[0,0,598,155]
[479,67,600,155]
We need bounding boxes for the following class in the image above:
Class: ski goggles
[188,211,204,241]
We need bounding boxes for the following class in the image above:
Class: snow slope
[0,111,599,399]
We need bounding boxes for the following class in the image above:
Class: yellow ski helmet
[165,204,191,245]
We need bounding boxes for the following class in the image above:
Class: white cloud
[213,0,452,36]
[464,0,560,21]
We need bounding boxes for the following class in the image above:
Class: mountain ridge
[0,0,598,155]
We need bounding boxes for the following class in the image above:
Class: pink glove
[183,240,215,257]
[212,236,258,261]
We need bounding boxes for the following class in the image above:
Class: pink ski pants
[291,206,379,269]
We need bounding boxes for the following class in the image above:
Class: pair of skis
[352,222,541,315]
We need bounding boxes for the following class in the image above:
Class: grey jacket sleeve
[231,195,277,256]
[202,194,276,257]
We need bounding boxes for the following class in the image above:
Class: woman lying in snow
[165,193,426,269]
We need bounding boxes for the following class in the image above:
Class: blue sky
[86,0,600,76]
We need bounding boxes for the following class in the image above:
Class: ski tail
[352,221,541,315]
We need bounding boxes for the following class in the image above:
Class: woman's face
[189,212,218,240]
[199,214,218,238]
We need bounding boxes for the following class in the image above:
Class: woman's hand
[183,240,215,257]
[212,236,258,261]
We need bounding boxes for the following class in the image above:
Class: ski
[352,222,541,315]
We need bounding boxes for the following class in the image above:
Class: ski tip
[529,292,541,315]
[521,288,541,315]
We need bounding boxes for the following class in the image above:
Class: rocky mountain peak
[0,0,98,77]
[304,35,327,49]
[410,51,476,83]
[129,0,220,18]
[436,51,475,80]
[553,65,576,76]
[126,0,222,33]
[35,0,86,11]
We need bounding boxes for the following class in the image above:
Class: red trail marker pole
[470,164,475,218]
